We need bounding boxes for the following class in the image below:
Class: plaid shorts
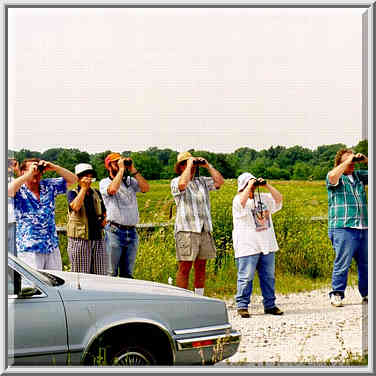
[175,231,217,261]
[67,238,106,275]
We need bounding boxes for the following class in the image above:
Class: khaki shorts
[175,231,217,261]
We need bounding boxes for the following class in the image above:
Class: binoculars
[253,179,267,187]
[352,156,365,162]
[124,159,132,167]
[193,159,206,166]
[37,165,45,173]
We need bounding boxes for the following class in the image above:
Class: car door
[8,264,69,366]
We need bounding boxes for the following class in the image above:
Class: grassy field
[55,179,359,298]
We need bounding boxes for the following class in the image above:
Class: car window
[8,267,17,296]
[9,254,64,287]
[8,266,40,296]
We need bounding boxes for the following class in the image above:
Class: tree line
[8,140,368,181]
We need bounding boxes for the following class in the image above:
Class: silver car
[8,254,240,366]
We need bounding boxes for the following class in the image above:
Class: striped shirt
[171,176,216,233]
[326,170,368,229]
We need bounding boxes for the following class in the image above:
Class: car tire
[112,344,157,366]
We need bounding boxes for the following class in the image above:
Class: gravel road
[215,286,368,367]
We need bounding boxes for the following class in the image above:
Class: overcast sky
[8,6,365,154]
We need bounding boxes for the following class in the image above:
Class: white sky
[8,7,365,154]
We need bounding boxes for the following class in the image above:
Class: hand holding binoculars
[193,158,206,166]
[352,155,365,162]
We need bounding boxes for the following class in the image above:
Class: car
[8,253,240,366]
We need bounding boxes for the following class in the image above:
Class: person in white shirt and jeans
[232,172,283,318]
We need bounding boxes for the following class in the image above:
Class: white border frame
[2,1,374,374]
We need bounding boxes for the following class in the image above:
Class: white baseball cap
[75,163,96,178]
[237,172,256,192]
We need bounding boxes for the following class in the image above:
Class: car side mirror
[18,287,42,299]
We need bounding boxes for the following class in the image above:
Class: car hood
[44,270,213,301]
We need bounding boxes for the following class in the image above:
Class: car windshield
[8,253,65,287]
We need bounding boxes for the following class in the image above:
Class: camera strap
[122,174,131,188]
[253,187,264,217]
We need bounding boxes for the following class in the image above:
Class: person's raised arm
[69,178,91,212]
[128,159,149,193]
[239,179,255,208]
[178,158,195,191]
[204,159,224,189]
[265,181,282,206]
[107,158,126,195]
[8,163,37,197]
[327,153,366,185]
[40,160,78,187]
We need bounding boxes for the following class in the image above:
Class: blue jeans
[105,224,139,278]
[235,253,276,310]
[329,228,368,299]
[8,222,17,256]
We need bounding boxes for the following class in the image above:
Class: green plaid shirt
[326,170,368,229]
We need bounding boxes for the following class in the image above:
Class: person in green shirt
[326,149,368,307]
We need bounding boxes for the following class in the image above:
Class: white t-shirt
[232,192,282,258]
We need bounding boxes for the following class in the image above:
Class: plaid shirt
[171,176,216,233]
[326,170,368,229]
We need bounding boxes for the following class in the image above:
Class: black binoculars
[352,156,365,162]
[253,179,267,187]
[193,159,206,166]
[37,165,45,173]
[124,159,132,167]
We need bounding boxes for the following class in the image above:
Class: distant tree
[266,165,291,180]
[41,148,65,163]
[353,139,368,156]
[312,163,330,180]
[130,151,162,180]
[292,162,313,180]
[90,150,112,180]
[248,157,271,178]
[15,148,42,162]
[312,143,347,165]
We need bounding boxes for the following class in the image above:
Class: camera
[253,179,267,187]
[37,165,45,173]
[352,156,365,162]
[193,159,205,166]
[124,159,132,167]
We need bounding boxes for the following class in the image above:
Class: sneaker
[362,296,368,303]
[237,308,250,318]
[264,306,284,315]
[330,293,344,307]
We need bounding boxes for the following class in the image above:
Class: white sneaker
[330,294,344,307]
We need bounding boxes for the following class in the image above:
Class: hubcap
[115,351,151,366]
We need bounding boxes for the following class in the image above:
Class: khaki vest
[67,188,103,240]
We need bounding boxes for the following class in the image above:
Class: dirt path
[215,286,368,367]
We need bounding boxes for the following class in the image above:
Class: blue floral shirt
[14,178,67,254]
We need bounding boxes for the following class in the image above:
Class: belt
[109,221,136,230]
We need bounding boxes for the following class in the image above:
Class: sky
[7,6,366,155]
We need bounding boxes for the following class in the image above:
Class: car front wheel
[112,345,157,366]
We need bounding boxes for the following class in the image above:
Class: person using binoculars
[232,172,283,318]
[67,163,107,275]
[99,153,149,278]
[171,151,224,295]
[326,149,368,307]
[8,158,78,270]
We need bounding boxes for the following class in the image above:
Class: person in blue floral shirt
[8,158,77,270]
